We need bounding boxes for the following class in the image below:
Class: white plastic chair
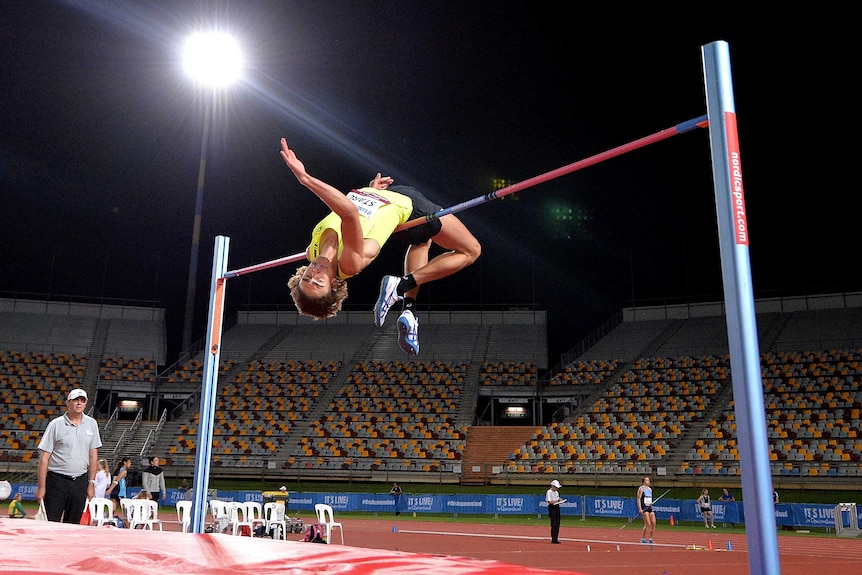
[88,497,118,527]
[176,500,192,533]
[314,503,343,545]
[127,499,162,530]
[229,502,254,536]
[210,500,231,534]
[244,501,266,535]
[145,500,164,531]
[121,498,138,528]
[263,502,287,540]
[127,499,151,530]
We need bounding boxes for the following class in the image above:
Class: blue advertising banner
[357,493,399,514]
[4,483,854,530]
[584,495,635,518]
[709,501,741,524]
[579,497,742,524]
[317,493,354,511]
[404,494,441,514]
[792,504,837,529]
[442,494,487,515]
[774,503,792,527]
[652,498,687,521]
[497,495,541,515]
[676,499,742,524]
[536,496,579,516]
[10,483,37,500]
[286,491,315,511]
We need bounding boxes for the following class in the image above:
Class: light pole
[181,32,242,356]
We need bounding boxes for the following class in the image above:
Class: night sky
[1,3,857,366]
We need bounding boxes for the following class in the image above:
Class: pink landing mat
[0,518,584,575]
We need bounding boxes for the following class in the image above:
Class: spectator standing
[35,388,102,523]
[141,456,167,504]
[94,458,111,499]
[108,457,131,499]
[637,476,656,544]
[389,482,403,516]
[107,456,132,526]
[8,493,30,518]
[720,488,736,527]
[773,489,780,529]
[697,488,716,528]
[545,479,565,544]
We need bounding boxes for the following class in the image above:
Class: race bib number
[644,496,652,506]
[347,190,391,218]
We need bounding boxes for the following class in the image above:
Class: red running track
[353,518,862,575]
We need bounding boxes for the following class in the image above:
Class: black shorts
[388,185,444,245]
[701,507,711,513]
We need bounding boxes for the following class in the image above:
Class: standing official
[36,388,102,523]
[546,479,565,544]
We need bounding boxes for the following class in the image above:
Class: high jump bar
[222,114,708,279]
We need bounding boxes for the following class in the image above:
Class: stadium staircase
[662,382,734,474]
[460,426,539,485]
[102,417,160,461]
[82,319,109,391]
[456,326,492,427]
[277,328,388,462]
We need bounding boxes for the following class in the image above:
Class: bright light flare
[183,32,242,86]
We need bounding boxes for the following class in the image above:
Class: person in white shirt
[545,479,565,544]
[93,458,111,499]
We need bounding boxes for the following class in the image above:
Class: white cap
[279,486,287,492]
[67,389,88,401]
[551,480,562,488]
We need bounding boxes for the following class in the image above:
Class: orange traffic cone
[708,540,713,550]
[670,515,675,526]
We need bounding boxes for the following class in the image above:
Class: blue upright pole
[702,41,781,574]
[189,235,229,533]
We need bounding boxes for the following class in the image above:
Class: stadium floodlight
[183,32,242,86]
[180,32,242,355]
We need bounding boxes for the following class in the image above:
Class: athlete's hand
[280,138,308,178]
[369,172,394,189]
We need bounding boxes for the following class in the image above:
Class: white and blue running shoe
[373,275,402,327]
[396,310,419,356]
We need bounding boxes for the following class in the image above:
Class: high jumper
[278,138,481,356]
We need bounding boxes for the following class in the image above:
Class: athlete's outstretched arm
[279,138,365,259]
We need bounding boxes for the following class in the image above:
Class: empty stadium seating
[3,294,862,484]
[0,351,89,461]
[293,361,468,473]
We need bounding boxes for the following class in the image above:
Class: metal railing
[139,409,167,457]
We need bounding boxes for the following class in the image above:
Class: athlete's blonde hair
[287,265,348,320]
